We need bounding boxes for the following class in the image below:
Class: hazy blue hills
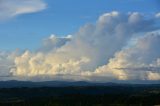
[0,80,160,88]
[0,80,115,88]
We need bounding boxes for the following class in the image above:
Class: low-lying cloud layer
[0,0,46,21]
[0,11,160,82]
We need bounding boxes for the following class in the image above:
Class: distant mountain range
[0,80,159,88]
[0,80,115,88]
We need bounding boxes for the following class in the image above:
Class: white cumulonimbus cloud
[0,11,160,82]
[0,0,46,21]
[95,31,160,81]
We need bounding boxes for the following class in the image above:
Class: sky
[0,0,160,83]
[0,0,160,50]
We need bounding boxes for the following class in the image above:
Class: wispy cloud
[0,0,47,21]
[115,67,160,72]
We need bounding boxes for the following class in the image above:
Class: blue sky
[0,0,159,50]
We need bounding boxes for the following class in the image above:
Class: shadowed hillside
[0,83,159,106]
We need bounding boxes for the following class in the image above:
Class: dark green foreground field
[0,85,160,106]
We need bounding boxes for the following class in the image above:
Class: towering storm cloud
[0,11,160,82]
[95,31,160,81]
